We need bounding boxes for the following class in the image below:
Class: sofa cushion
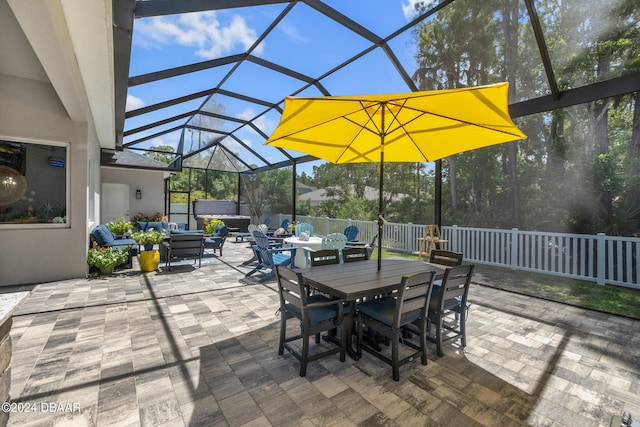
[171,229,204,234]
[146,221,169,232]
[213,225,229,237]
[92,224,115,246]
[136,221,148,232]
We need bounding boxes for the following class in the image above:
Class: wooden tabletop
[295,258,445,302]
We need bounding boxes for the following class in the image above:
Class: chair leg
[460,309,467,348]
[420,319,428,365]
[391,332,400,381]
[278,313,286,355]
[340,318,346,362]
[300,330,309,377]
[436,316,444,357]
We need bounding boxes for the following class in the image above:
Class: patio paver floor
[4,240,640,426]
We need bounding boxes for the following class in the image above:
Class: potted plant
[131,228,166,272]
[106,217,133,238]
[204,218,225,235]
[87,243,130,276]
[131,229,166,250]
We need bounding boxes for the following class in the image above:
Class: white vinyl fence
[281,215,640,289]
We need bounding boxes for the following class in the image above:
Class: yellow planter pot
[139,250,160,272]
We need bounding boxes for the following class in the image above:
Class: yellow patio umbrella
[265,82,526,269]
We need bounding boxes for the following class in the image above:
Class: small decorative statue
[299,231,309,241]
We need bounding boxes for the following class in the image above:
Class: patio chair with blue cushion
[427,264,474,357]
[357,271,436,381]
[91,224,138,255]
[245,230,297,282]
[161,232,205,271]
[204,224,229,256]
[275,265,346,377]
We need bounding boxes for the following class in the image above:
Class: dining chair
[356,271,436,381]
[275,265,346,377]
[429,250,463,267]
[308,248,340,266]
[341,246,369,262]
[427,264,474,357]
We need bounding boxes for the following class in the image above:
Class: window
[0,138,68,226]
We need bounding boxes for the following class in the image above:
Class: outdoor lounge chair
[294,223,314,237]
[204,224,229,255]
[357,271,435,381]
[275,265,346,377]
[343,225,359,242]
[303,232,347,266]
[245,230,297,282]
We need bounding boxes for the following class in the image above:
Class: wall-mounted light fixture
[135,189,142,200]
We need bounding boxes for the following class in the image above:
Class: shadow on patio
[5,240,639,426]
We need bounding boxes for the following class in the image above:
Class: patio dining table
[295,258,445,359]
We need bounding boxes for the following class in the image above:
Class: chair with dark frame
[427,264,474,357]
[162,233,205,271]
[308,248,340,267]
[341,246,369,263]
[275,265,346,377]
[429,250,463,267]
[356,271,436,381]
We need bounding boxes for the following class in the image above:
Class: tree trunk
[448,157,457,215]
[631,91,640,160]
[594,56,613,224]
[502,0,521,228]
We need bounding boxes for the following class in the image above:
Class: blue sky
[124,1,430,176]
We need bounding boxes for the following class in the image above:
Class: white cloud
[126,94,145,112]
[133,11,263,58]
[236,107,277,136]
[402,0,426,20]
[277,21,308,44]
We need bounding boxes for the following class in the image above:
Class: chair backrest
[262,217,271,227]
[342,246,369,262]
[280,218,290,230]
[213,225,229,237]
[343,225,359,242]
[430,250,463,266]
[275,265,310,322]
[431,265,474,314]
[295,223,314,237]
[392,271,436,328]
[309,249,340,266]
[167,233,204,259]
[321,233,347,250]
[248,224,260,237]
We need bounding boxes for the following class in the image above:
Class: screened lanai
[111,0,640,230]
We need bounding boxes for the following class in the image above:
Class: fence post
[450,225,458,252]
[597,232,606,285]
[511,228,519,270]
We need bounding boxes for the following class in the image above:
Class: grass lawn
[373,248,640,320]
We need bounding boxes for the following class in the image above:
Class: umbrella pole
[377,155,384,271]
